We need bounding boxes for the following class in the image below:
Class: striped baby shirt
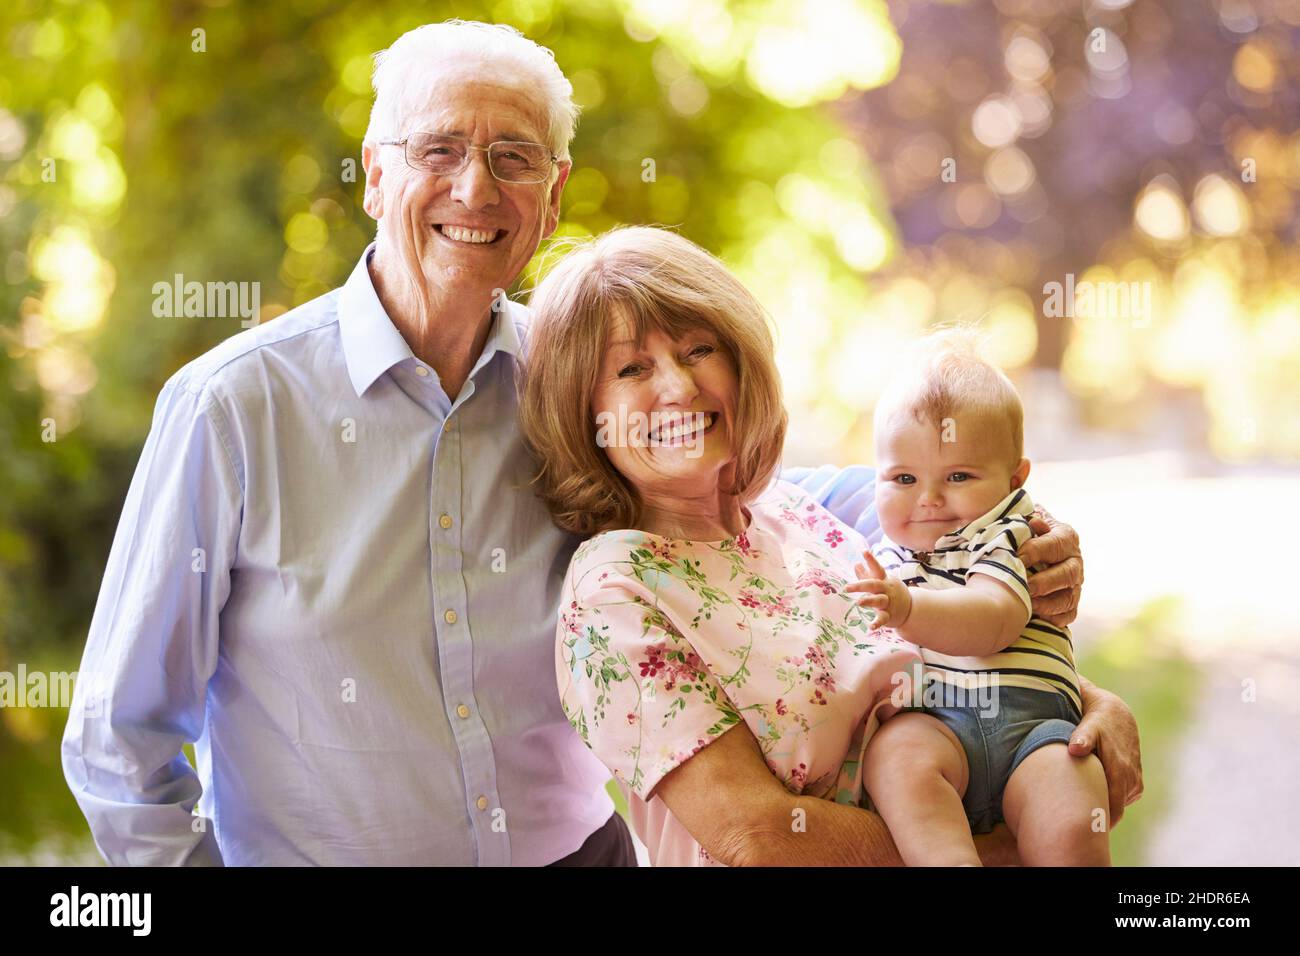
[872,488,1083,717]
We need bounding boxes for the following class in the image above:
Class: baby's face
[874,408,1028,552]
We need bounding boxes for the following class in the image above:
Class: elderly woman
[518,226,1140,866]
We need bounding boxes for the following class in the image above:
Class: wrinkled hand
[1018,506,1083,628]
[1071,679,1144,826]
[846,550,913,630]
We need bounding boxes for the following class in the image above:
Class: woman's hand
[1018,506,1084,627]
[1071,677,1144,826]
[654,721,905,866]
[847,550,913,630]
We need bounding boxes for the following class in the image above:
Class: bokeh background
[2,0,1298,865]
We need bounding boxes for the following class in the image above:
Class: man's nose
[448,149,500,210]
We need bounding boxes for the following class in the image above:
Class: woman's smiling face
[875,407,1029,551]
[590,311,738,502]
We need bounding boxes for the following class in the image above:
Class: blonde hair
[518,227,788,536]
[874,326,1024,463]
[364,20,579,164]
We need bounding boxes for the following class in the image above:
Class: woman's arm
[654,720,901,866]
[654,720,1016,866]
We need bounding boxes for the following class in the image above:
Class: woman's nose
[655,361,699,404]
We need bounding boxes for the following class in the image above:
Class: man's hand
[1072,677,1144,825]
[847,550,913,630]
[1018,506,1083,627]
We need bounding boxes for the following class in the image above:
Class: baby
[852,329,1110,866]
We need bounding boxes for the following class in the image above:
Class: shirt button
[415,366,429,377]
[456,704,470,719]
[476,796,489,811]
[444,609,457,625]
[439,514,453,529]
[444,417,455,430]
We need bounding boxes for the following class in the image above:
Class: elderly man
[62,20,1139,866]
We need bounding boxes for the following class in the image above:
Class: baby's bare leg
[1001,743,1111,866]
[862,712,980,866]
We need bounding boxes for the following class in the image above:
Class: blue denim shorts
[903,685,1082,834]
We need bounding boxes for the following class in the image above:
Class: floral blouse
[555,479,923,866]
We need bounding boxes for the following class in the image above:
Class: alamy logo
[0,665,83,710]
[890,669,1002,718]
[594,407,714,460]
[1042,273,1152,327]
[49,886,151,936]
[152,273,261,328]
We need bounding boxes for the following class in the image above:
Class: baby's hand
[846,550,913,630]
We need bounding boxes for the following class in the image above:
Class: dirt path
[1144,646,1300,865]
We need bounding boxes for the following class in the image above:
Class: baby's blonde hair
[873,326,1024,464]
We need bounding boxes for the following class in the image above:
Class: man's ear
[542,161,572,238]
[1010,457,1031,489]
[362,144,383,221]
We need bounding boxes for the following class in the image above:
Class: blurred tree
[842,0,1300,459]
[0,0,901,660]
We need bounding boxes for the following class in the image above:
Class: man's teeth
[653,413,716,443]
[440,225,497,244]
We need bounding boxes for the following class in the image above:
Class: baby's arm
[849,550,1030,657]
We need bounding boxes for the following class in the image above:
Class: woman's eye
[617,364,643,378]
[689,344,714,358]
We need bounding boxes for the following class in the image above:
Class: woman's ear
[1010,457,1031,489]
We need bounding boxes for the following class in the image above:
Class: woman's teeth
[439,225,498,244]
[653,412,717,443]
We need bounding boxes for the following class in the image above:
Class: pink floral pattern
[555,480,923,866]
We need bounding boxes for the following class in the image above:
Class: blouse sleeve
[966,517,1034,618]
[555,559,740,801]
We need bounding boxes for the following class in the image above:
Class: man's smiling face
[363,60,570,299]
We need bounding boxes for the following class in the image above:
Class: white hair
[364,20,579,163]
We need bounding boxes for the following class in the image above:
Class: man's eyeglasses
[377,132,559,184]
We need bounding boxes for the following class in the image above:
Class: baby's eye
[893,474,916,485]
[948,472,972,482]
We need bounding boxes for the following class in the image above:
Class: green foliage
[0,0,896,659]
[1074,597,1201,867]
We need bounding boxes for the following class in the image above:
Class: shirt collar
[935,487,1036,547]
[338,244,416,396]
[338,243,526,397]
[479,292,525,366]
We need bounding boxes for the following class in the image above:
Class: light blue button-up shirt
[62,244,879,866]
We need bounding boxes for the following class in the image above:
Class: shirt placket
[423,365,510,866]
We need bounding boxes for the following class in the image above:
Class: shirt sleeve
[556,567,740,801]
[779,464,880,545]
[966,518,1034,618]
[61,374,242,866]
